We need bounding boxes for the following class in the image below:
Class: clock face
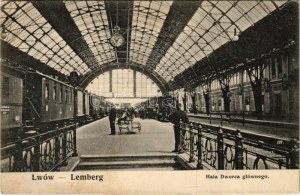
[110,34,124,47]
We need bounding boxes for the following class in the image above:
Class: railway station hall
[0,0,299,171]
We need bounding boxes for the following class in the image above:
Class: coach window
[277,56,283,77]
[65,89,68,102]
[271,58,276,79]
[45,83,49,100]
[53,85,57,100]
[2,76,9,99]
[69,90,72,102]
[60,87,63,102]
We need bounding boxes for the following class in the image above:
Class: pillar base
[72,151,78,157]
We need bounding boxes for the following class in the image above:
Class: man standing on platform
[109,107,117,135]
[169,104,189,153]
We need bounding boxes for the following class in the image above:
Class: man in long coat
[169,104,189,152]
[109,107,117,135]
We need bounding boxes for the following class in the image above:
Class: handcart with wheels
[131,121,141,133]
[117,117,141,133]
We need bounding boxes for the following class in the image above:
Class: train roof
[1,64,26,78]
[34,71,73,88]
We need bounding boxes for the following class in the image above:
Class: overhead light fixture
[1,26,7,39]
[232,28,239,42]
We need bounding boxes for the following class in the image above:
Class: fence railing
[179,120,299,170]
[1,123,77,172]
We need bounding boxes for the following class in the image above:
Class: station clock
[110,33,124,48]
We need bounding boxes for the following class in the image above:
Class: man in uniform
[109,107,117,135]
[168,104,189,153]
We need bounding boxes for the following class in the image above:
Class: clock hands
[111,34,124,47]
[117,38,123,46]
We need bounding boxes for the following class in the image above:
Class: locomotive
[1,65,111,146]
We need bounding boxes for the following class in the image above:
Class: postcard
[1,0,299,194]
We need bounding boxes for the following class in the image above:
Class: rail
[179,120,299,170]
[1,123,77,172]
[208,112,245,126]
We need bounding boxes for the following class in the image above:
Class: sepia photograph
[0,0,299,194]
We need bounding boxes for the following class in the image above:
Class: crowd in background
[114,106,174,122]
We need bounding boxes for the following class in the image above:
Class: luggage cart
[118,120,130,133]
[131,121,141,133]
[117,118,142,133]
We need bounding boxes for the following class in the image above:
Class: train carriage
[25,71,74,129]
[105,101,112,115]
[83,91,90,122]
[99,96,107,117]
[77,90,91,125]
[2,66,111,138]
[1,66,110,147]
[77,90,84,118]
[1,66,24,145]
[89,94,101,119]
[83,91,90,117]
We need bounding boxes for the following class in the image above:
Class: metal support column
[72,87,78,156]
[133,70,136,97]
[109,70,112,93]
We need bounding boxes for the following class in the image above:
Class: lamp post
[204,88,210,115]
[69,71,79,157]
[72,86,78,156]
[232,28,239,42]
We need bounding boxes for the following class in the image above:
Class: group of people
[108,104,189,153]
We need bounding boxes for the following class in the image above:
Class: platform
[76,117,175,156]
[76,116,297,156]
[59,116,298,171]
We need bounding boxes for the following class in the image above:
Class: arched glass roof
[65,1,116,67]
[1,1,90,75]
[154,1,286,82]
[130,1,173,65]
[0,1,289,87]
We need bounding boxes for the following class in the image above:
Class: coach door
[274,94,282,117]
